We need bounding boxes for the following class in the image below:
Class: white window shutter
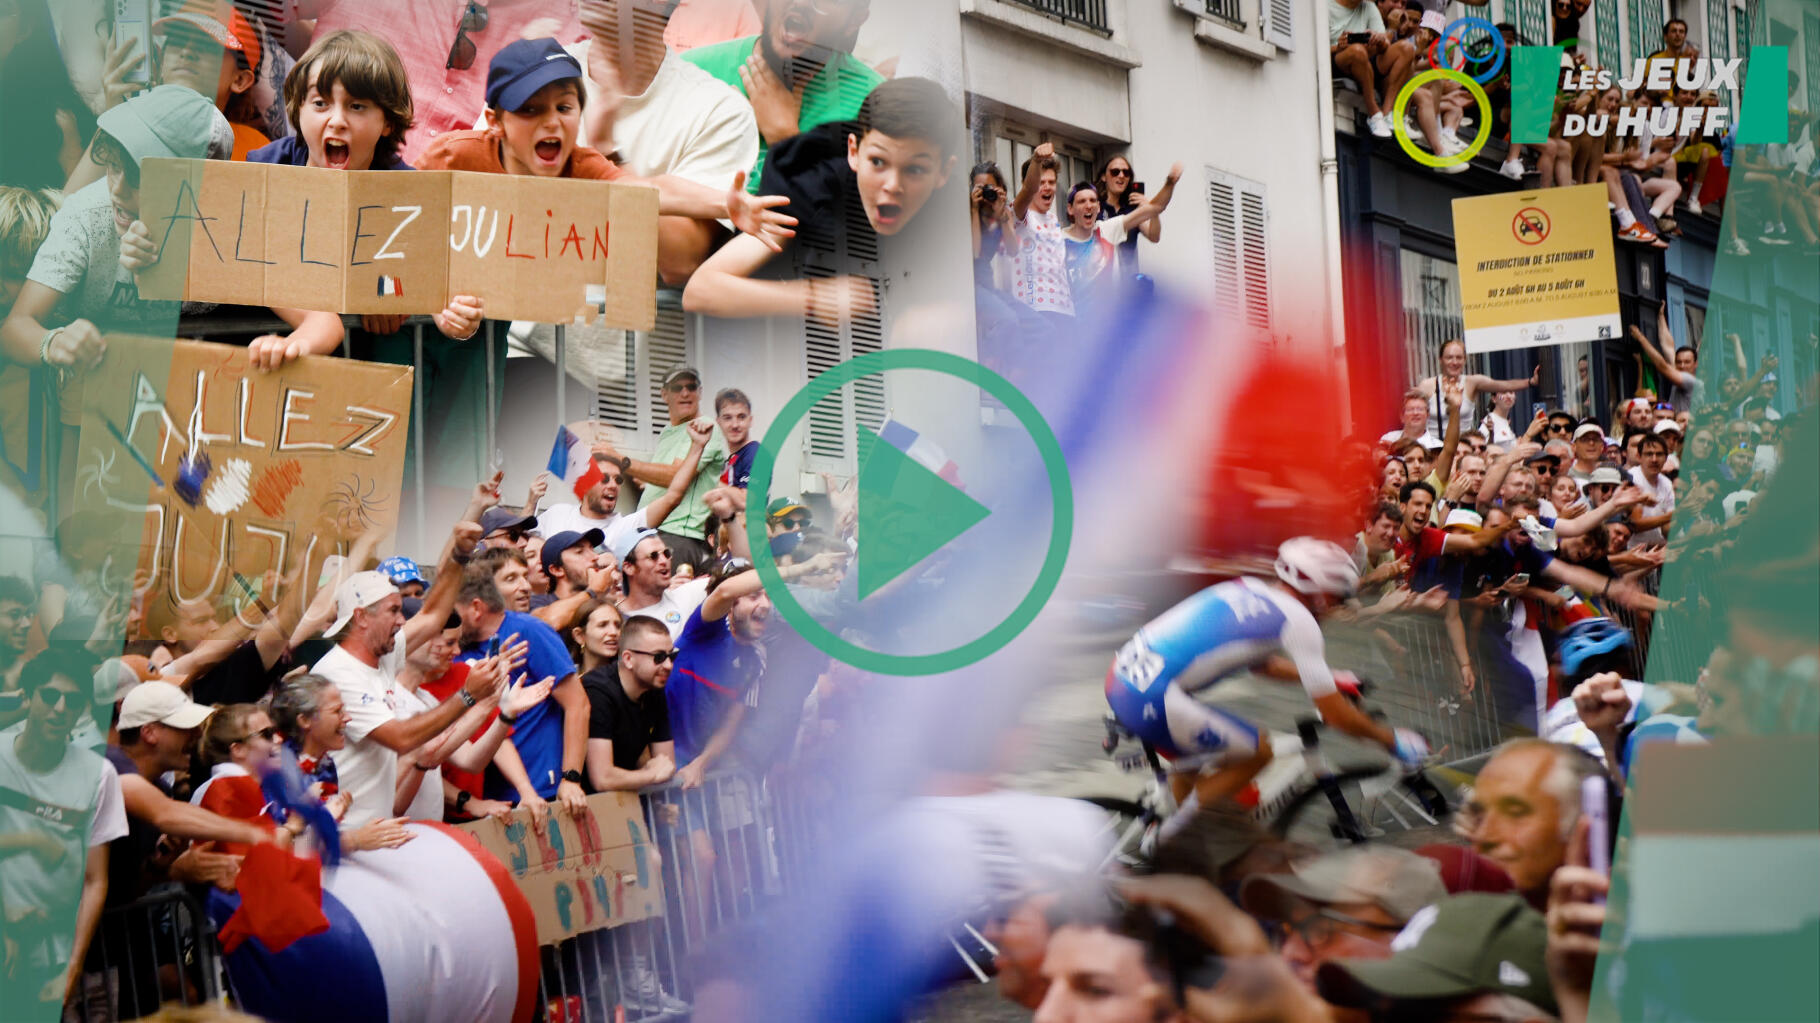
[1263,0,1296,50]
[798,193,886,473]
[639,306,691,438]
[1207,168,1273,340]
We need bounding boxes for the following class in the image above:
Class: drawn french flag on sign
[878,418,964,488]
[546,425,604,500]
[376,276,403,297]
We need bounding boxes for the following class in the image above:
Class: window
[1630,0,1666,60]
[1207,168,1271,337]
[1597,0,1623,70]
[1399,250,1462,386]
[1505,0,1547,55]
[1001,0,1112,35]
[984,125,1100,199]
[587,302,695,441]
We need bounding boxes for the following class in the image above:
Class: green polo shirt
[683,36,883,191]
[637,420,728,539]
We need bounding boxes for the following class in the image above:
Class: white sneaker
[1499,158,1525,180]
[1435,159,1470,175]
[624,957,689,1017]
[1367,112,1394,138]
[1440,128,1462,149]
[1688,197,1703,215]
[1724,237,1750,256]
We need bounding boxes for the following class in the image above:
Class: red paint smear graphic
[251,459,303,518]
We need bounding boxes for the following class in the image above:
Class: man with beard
[683,0,880,188]
[453,568,588,826]
[310,571,494,829]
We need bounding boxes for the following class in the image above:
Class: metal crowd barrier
[70,886,224,1022]
[536,768,836,1022]
[1327,611,1513,769]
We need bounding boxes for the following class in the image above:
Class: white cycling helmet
[1274,537,1360,598]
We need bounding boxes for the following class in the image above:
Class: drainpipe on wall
[1310,0,1350,428]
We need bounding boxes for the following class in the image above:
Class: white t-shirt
[536,504,652,562]
[0,728,126,969]
[1482,410,1517,447]
[565,42,758,196]
[1013,205,1073,316]
[311,643,409,829]
[1627,467,1675,546]
[394,686,446,822]
[624,575,710,640]
[1380,428,1444,451]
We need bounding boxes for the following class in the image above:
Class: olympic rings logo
[1393,18,1501,169]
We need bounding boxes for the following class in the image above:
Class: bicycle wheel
[1076,796,1159,869]
[1263,767,1394,845]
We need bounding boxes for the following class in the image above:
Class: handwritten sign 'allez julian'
[135,159,659,329]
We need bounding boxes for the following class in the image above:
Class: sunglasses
[447,1,489,71]
[781,515,811,529]
[627,647,679,665]
[1107,167,1131,177]
[640,547,673,564]
[237,727,277,744]
[34,687,85,710]
[1546,423,1572,432]
[667,380,701,393]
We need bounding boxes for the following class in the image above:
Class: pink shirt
[302,0,586,167]
[663,0,761,53]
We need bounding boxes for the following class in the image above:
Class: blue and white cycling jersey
[1104,577,1338,762]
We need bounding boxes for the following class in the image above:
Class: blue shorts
[1104,662,1263,773]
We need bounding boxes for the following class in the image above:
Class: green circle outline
[746,349,1073,676]
[1392,69,1492,168]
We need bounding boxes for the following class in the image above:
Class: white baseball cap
[117,680,213,731]
[325,570,399,637]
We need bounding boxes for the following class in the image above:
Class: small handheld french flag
[878,418,964,489]
[546,425,605,501]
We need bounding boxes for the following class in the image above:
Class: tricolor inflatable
[206,822,540,1023]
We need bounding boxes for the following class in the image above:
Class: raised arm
[1430,384,1464,485]
[1633,306,1693,391]
[1115,164,1184,236]
[1014,142,1053,222]
[120,774,270,847]
[1466,363,1541,394]
[643,420,714,530]
[1555,485,1649,538]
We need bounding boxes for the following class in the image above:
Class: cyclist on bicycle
[1105,537,1430,816]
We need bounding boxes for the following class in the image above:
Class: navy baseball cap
[541,528,604,573]
[486,38,583,113]
[479,507,536,538]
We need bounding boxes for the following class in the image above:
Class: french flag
[546,425,604,501]
[878,418,964,489]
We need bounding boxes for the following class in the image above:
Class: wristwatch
[455,790,473,814]
[562,769,584,785]
[458,688,478,708]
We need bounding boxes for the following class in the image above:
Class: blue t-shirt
[720,441,759,489]
[457,611,576,800]
[667,607,764,765]
[245,135,413,169]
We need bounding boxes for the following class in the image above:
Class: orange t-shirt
[416,129,623,180]
[230,122,271,162]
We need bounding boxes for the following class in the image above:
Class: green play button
[749,348,1073,676]
[854,426,990,601]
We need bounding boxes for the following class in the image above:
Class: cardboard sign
[136,159,658,329]
[1451,183,1620,353]
[459,792,663,944]
[73,335,413,627]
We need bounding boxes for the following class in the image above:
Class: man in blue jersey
[1105,537,1429,815]
[452,567,588,827]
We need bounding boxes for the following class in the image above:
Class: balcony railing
[1204,0,1245,29]
[1004,0,1112,35]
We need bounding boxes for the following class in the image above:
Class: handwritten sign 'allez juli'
[135,159,659,329]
